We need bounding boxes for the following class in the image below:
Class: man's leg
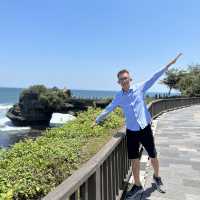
[139,124,159,175]
[126,129,145,197]
[151,156,165,192]
[150,157,159,177]
[126,129,142,186]
[140,124,166,192]
[131,159,142,186]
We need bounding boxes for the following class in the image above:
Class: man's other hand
[166,53,183,69]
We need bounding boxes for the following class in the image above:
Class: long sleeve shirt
[95,65,168,131]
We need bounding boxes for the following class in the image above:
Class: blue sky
[0,0,199,92]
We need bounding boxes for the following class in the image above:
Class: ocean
[0,87,176,149]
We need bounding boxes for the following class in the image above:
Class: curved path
[127,105,200,200]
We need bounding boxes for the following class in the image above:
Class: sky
[0,0,200,92]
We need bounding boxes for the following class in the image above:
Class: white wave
[50,113,76,127]
[0,104,30,132]
[1,126,30,132]
[0,108,75,131]
[0,117,30,132]
[0,104,13,111]
[0,117,11,126]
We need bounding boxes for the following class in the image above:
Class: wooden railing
[43,97,200,200]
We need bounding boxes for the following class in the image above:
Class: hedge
[0,107,124,200]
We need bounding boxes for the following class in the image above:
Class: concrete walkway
[143,105,200,200]
[126,105,200,200]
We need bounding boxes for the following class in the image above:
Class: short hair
[117,69,130,78]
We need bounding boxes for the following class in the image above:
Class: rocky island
[6,85,111,128]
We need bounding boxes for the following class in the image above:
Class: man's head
[117,69,132,91]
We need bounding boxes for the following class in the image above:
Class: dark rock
[6,104,52,127]
[6,85,112,127]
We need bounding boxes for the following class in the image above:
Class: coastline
[0,87,180,149]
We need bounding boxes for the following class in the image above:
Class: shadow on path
[124,184,156,200]
[140,183,157,200]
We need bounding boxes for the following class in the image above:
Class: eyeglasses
[118,77,130,82]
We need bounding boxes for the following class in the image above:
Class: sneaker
[153,174,166,193]
[126,184,144,198]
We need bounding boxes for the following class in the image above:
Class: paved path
[126,105,200,200]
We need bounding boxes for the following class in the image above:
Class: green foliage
[19,85,71,111]
[161,64,200,96]
[0,107,124,199]
[0,148,6,159]
[177,65,200,96]
[178,73,200,96]
[160,68,183,95]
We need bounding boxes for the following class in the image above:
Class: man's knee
[150,157,158,161]
[131,158,140,164]
[148,148,157,158]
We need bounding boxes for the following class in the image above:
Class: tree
[177,64,200,96]
[160,68,182,96]
[160,64,200,97]
[19,85,72,112]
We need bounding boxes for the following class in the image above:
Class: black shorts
[126,124,157,159]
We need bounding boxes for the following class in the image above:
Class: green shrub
[19,85,71,112]
[0,107,124,200]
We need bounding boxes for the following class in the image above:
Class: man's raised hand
[166,53,183,69]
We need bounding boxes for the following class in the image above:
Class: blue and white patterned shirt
[95,65,168,131]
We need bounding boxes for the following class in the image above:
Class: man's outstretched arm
[95,95,119,125]
[138,53,182,93]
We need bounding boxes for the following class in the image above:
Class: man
[93,53,182,198]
